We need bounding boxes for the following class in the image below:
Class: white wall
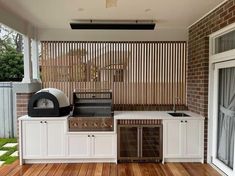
[0,4,187,42]
[37,27,187,41]
[0,5,36,39]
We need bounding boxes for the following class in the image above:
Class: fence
[41,41,187,110]
[0,82,14,138]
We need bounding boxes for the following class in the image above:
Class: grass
[0,138,18,165]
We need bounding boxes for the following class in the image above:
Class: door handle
[137,127,140,158]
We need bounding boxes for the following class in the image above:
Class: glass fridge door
[118,126,139,159]
[142,126,162,159]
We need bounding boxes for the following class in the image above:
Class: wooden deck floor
[0,161,221,176]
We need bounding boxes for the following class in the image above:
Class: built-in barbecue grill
[69,91,114,131]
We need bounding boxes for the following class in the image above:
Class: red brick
[16,92,34,119]
[188,0,235,162]
[228,4,235,12]
[228,16,235,23]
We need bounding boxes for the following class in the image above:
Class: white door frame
[208,22,235,176]
[211,61,235,176]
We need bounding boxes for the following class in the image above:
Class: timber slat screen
[41,41,187,110]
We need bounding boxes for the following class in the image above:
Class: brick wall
[16,93,34,118]
[188,0,235,162]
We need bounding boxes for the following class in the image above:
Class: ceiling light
[70,20,156,30]
[106,0,117,8]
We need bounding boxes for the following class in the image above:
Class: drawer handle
[92,135,95,137]
[88,135,90,137]
[40,121,43,123]
[185,120,187,123]
[181,120,183,123]
[44,121,47,123]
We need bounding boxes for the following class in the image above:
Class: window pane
[215,30,235,54]
[216,67,235,169]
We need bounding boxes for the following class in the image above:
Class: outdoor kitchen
[18,85,204,165]
[1,0,234,175]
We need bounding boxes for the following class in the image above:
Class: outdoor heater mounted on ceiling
[70,20,156,30]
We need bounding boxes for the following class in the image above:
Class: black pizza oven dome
[28,88,70,117]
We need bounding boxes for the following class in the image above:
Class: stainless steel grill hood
[70,20,156,30]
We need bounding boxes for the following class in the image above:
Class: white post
[22,35,33,83]
[32,39,41,82]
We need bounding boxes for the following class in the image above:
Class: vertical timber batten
[41,41,187,110]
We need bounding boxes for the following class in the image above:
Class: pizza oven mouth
[28,88,71,117]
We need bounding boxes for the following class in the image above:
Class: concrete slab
[3,143,18,148]
[10,151,18,157]
[0,151,7,156]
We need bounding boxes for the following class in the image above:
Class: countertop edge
[18,115,69,121]
[114,111,205,120]
[18,111,205,121]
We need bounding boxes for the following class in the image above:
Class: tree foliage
[0,25,23,81]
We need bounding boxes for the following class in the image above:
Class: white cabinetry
[67,134,116,159]
[67,135,90,158]
[93,134,116,158]
[21,119,66,159]
[22,121,43,158]
[19,116,117,164]
[163,119,204,163]
[46,121,66,157]
[163,120,182,158]
[184,120,203,158]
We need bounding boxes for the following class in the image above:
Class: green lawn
[0,138,18,165]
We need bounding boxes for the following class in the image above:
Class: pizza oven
[28,88,71,117]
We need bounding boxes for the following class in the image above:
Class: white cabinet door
[92,134,116,158]
[22,121,44,158]
[68,135,91,158]
[22,119,66,159]
[164,119,204,161]
[164,120,182,157]
[184,120,203,158]
[46,121,65,157]
[67,134,116,159]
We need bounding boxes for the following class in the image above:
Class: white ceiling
[0,0,225,29]
[0,0,227,41]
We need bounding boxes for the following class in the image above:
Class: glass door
[118,126,139,159]
[142,126,162,159]
[212,60,235,176]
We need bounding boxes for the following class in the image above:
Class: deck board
[0,161,221,176]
